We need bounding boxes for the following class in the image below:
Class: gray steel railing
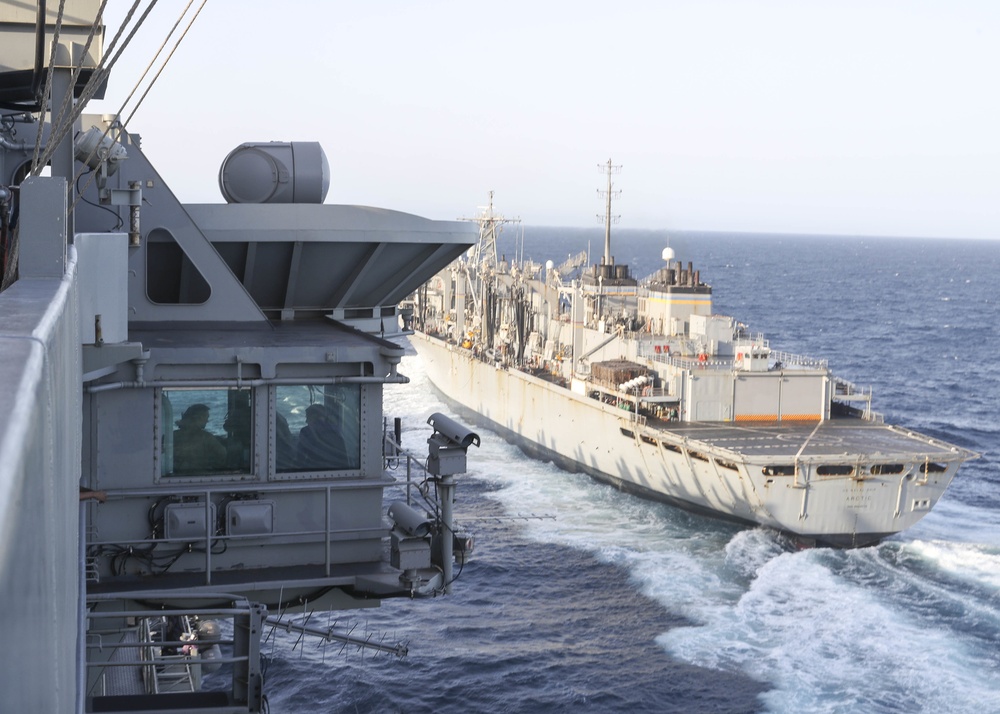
[638,346,828,371]
[86,435,439,587]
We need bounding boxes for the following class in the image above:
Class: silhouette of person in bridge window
[223,401,252,470]
[173,403,226,473]
[296,404,348,470]
[275,413,297,472]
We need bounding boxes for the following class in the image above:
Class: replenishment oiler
[410,164,978,548]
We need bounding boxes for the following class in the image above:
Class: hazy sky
[91,1,1000,239]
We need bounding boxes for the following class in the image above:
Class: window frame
[268,383,366,481]
[154,386,258,483]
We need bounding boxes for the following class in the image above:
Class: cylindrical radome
[218,141,330,204]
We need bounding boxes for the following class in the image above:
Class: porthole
[762,465,795,476]
[870,464,904,475]
[816,464,855,476]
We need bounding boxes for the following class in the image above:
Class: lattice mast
[597,158,621,264]
[461,190,519,271]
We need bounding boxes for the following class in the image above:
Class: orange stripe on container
[736,414,821,422]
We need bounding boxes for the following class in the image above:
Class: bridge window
[160,388,252,477]
[275,384,362,474]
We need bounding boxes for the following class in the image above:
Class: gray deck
[655,419,967,462]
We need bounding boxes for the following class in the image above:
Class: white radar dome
[219,142,330,204]
[662,247,675,262]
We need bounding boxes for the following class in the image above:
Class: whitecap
[659,547,1000,714]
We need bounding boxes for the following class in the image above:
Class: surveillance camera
[426,413,480,449]
[387,502,432,538]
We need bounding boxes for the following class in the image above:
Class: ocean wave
[370,235,1000,714]
[660,543,1000,714]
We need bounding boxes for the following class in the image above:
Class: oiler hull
[412,332,965,548]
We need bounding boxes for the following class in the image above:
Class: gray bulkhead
[72,116,476,602]
[0,4,480,710]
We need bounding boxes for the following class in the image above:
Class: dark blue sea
[264,230,1000,713]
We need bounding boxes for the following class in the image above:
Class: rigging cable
[33,0,149,176]
[31,0,129,173]
[32,0,108,170]
[31,0,66,173]
[122,0,207,128]
[31,0,108,176]
[70,0,209,216]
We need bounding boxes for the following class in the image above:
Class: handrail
[87,471,409,586]
[87,430,448,589]
[383,426,440,512]
[641,348,827,372]
[768,349,828,369]
[86,601,263,701]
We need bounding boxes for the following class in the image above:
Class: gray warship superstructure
[411,170,978,548]
[0,3,478,712]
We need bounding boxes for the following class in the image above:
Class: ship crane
[576,324,625,368]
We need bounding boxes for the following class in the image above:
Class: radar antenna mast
[597,158,621,265]
[461,191,519,271]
